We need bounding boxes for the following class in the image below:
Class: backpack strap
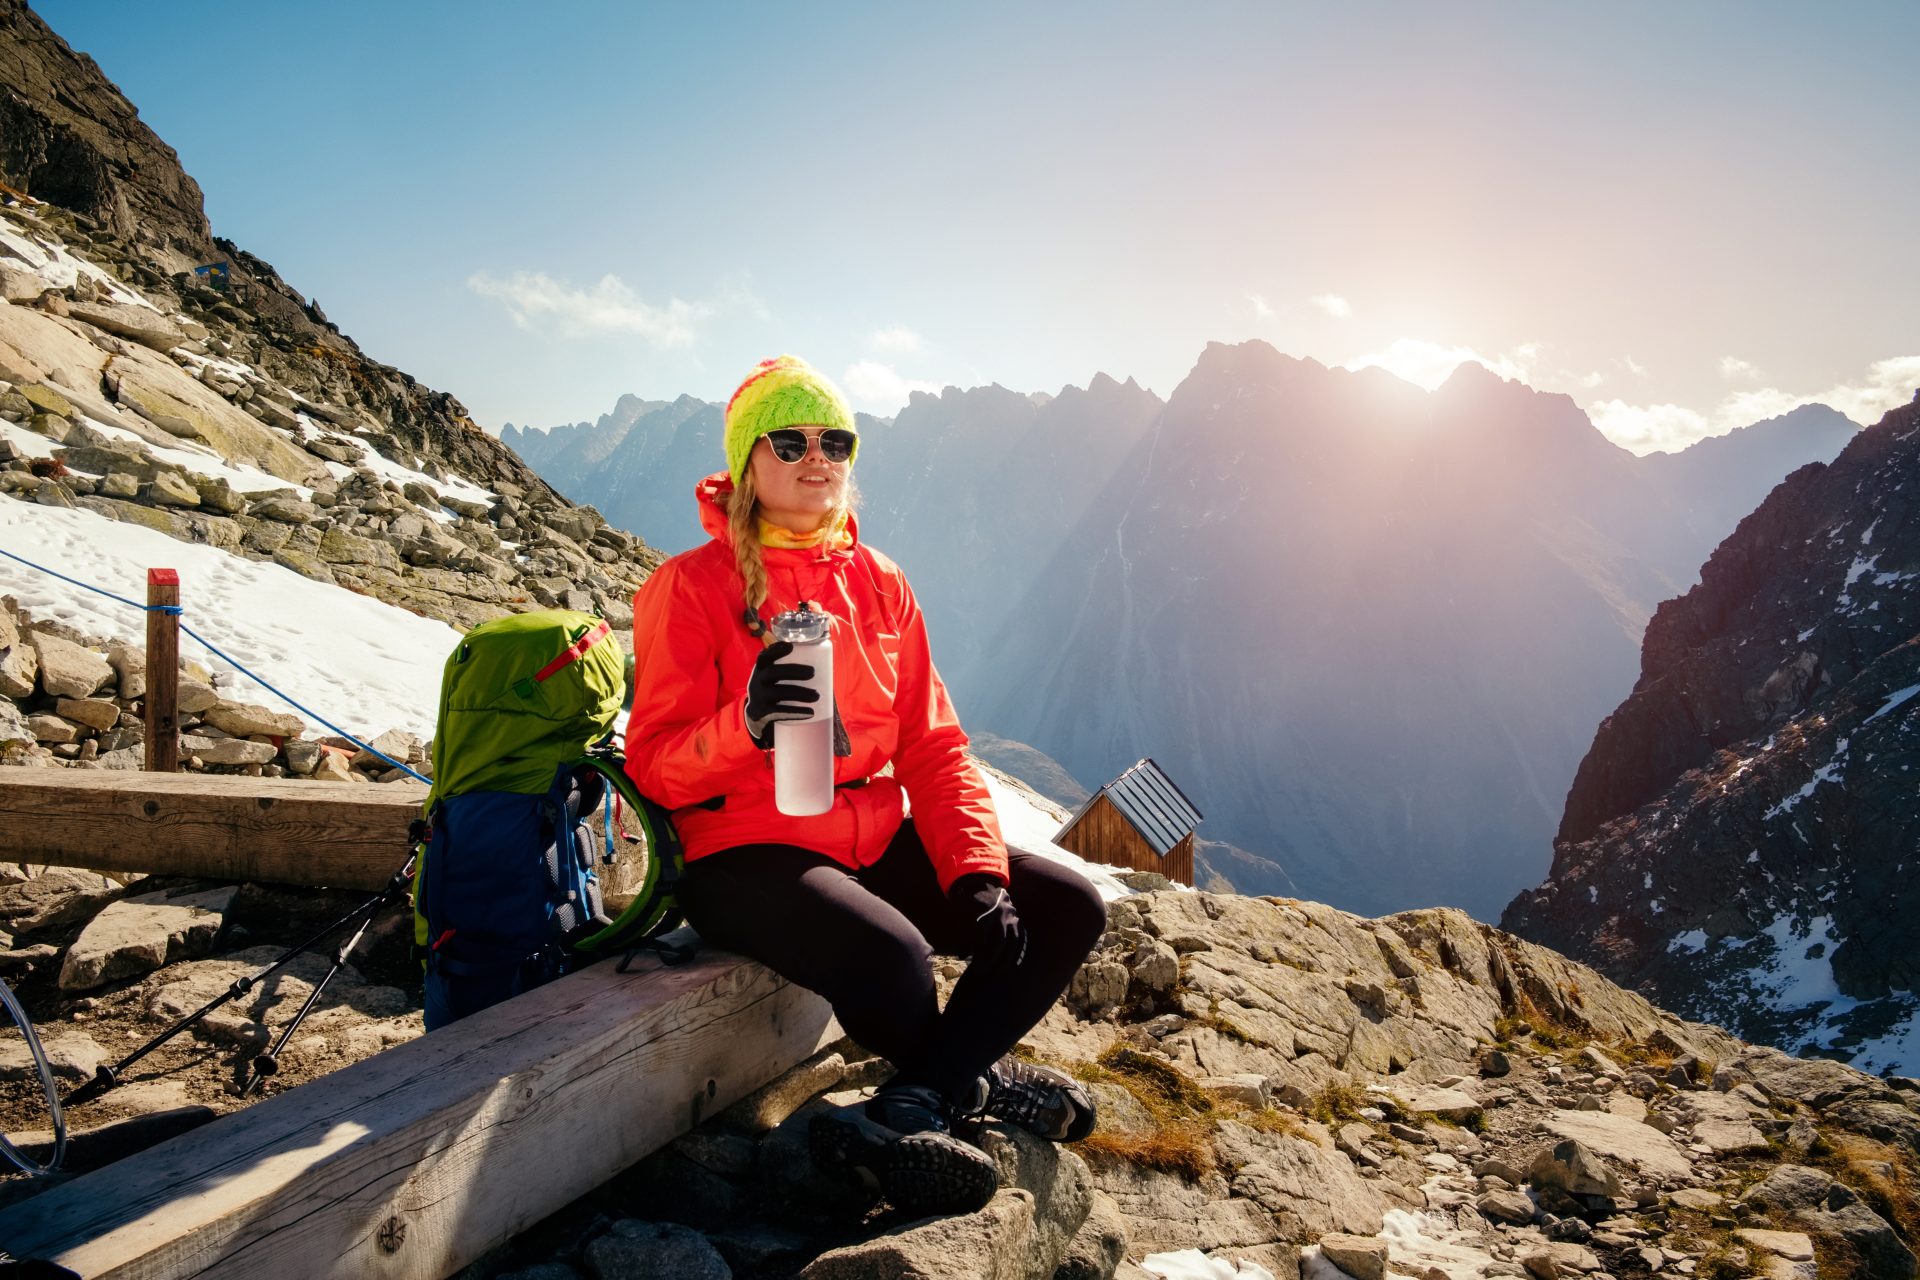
[565,754,694,958]
[513,618,613,698]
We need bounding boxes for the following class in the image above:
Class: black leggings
[676,820,1107,1103]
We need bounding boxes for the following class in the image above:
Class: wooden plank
[0,948,838,1279]
[145,568,180,773]
[0,770,420,890]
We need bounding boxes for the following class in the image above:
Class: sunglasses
[764,427,858,464]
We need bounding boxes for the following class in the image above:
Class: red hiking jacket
[624,472,1008,890]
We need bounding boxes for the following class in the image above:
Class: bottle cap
[769,604,830,645]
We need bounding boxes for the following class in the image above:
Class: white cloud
[1246,292,1274,319]
[1621,355,1648,377]
[1311,293,1352,319]
[467,270,705,343]
[867,325,924,353]
[1817,355,1920,424]
[1585,354,1920,454]
[1573,370,1605,389]
[842,360,941,414]
[1720,355,1762,380]
[1585,399,1714,454]
[1341,338,1537,391]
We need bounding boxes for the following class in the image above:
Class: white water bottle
[770,605,834,816]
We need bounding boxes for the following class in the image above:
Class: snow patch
[1142,1250,1275,1280]
[1763,749,1847,821]
[983,772,1133,902]
[0,213,155,309]
[1669,930,1708,954]
[0,501,458,740]
[1866,684,1920,725]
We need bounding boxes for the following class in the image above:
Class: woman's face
[749,426,850,533]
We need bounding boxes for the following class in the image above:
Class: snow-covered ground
[1,501,458,741]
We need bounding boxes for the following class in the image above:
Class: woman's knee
[1011,859,1109,957]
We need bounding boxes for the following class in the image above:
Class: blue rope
[0,544,432,784]
[0,547,153,613]
[176,622,431,784]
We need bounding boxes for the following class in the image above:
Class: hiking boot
[968,1055,1098,1142]
[809,1083,1000,1217]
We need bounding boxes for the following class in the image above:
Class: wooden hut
[1053,758,1202,885]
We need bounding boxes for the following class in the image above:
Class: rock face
[1505,392,1920,1073]
[0,0,212,258]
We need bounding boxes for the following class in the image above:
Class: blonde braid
[727,464,770,612]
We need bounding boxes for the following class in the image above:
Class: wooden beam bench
[0,946,837,1279]
[0,770,424,891]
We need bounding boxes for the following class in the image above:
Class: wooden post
[144,567,179,773]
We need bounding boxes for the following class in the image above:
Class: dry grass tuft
[1095,1044,1216,1121]
[1307,1082,1368,1128]
[1076,1122,1216,1180]
[1808,1131,1920,1242]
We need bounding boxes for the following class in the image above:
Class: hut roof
[1056,758,1203,858]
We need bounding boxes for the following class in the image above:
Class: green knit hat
[723,354,858,484]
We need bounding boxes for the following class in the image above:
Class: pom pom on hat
[724,355,858,484]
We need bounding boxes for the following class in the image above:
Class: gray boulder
[583,1219,729,1280]
[27,712,80,744]
[26,629,111,698]
[1318,1232,1389,1280]
[195,738,276,766]
[0,636,36,698]
[251,494,317,524]
[201,699,304,738]
[59,884,237,991]
[978,1124,1095,1278]
[799,1188,1035,1280]
[0,869,121,937]
[106,639,145,700]
[0,698,30,745]
[1526,1138,1621,1199]
[0,1028,104,1083]
[1052,1189,1129,1280]
[147,470,200,506]
[64,300,186,353]
[54,696,120,732]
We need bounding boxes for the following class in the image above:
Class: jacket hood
[694,470,861,549]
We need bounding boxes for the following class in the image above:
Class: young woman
[625,355,1105,1215]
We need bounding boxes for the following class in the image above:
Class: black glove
[743,639,819,748]
[950,872,1026,969]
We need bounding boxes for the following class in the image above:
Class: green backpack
[410,609,687,1030]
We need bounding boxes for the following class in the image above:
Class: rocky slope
[11,846,1920,1280]
[1505,393,1920,1075]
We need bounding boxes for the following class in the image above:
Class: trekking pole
[238,880,392,1096]
[62,860,416,1107]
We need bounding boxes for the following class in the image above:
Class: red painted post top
[148,568,179,586]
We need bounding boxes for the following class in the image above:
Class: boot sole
[809,1110,999,1216]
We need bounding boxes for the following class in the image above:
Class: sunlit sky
[36,1,1920,453]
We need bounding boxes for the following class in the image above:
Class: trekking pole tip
[62,1063,117,1107]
